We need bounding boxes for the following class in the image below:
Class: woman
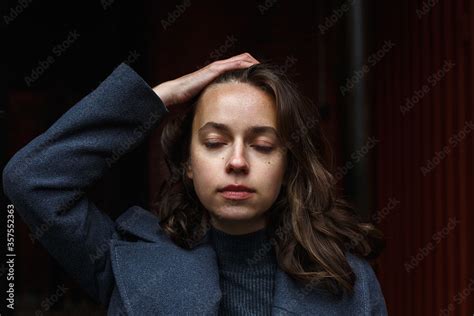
[3,53,388,315]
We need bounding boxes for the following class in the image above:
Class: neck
[209,215,268,235]
[210,225,275,271]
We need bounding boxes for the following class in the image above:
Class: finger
[217,52,259,64]
[216,59,256,72]
[235,53,259,64]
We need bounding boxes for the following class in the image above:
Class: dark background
[1,0,473,315]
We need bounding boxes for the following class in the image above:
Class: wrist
[152,83,175,109]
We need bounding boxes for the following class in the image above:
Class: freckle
[267,161,271,164]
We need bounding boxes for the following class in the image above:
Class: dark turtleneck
[210,225,277,315]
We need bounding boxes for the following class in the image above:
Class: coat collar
[111,206,360,315]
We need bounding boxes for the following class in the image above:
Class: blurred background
[1,0,473,315]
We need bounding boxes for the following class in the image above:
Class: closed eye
[253,145,274,153]
[204,142,225,149]
[204,142,274,153]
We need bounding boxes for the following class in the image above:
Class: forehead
[193,82,277,132]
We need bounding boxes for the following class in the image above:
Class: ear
[185,160,193,180]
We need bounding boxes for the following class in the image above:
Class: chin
[211,205,260,221]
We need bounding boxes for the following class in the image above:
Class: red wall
[373,1,474,315]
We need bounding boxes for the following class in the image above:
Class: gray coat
[2,63,388,315]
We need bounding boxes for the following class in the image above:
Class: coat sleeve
[361,259,388,315]
[2,62,169,305]
[346,252,388,315]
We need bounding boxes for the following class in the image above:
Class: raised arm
[2,62,169,304]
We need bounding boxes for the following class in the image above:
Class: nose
[225,142,249,174]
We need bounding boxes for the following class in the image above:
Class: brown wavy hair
[152,62,384,297]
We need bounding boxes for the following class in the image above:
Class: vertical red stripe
[375,0,473,315]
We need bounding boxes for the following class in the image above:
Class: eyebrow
[197,121,278,137]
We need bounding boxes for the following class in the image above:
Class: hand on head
[152,53,260,110]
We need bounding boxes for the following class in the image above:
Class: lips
[218,184,255,200]
[218,184,255,192]
[220,191,253,200]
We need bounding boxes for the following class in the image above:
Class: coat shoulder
[345,252,388,315]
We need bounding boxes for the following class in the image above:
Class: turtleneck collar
[209,225,276,272]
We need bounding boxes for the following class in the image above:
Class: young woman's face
[186,82,287,235]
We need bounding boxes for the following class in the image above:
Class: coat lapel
[271,267,357,315]
[271,256,365,315]
[110,206,221,315]
[110,206,359,315]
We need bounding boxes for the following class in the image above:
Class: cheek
[192,145,218,171]
[189,147,221,191]
[258,158,286,189]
